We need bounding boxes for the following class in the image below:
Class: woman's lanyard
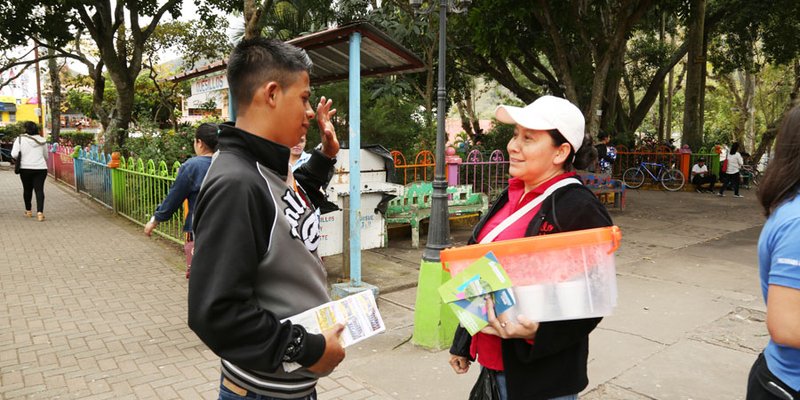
[479,178,581,244]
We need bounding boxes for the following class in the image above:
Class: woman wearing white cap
[449,96,613,400]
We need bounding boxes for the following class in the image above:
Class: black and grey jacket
[188,124,336,398]
[451,183,613,400]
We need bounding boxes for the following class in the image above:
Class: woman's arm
[767,284,800,348]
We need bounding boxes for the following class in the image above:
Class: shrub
[59,131,95,147]
[0,122,26,142]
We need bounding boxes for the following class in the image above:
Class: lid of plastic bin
[441,226,622,272]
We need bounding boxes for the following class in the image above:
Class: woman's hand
[315,96,339,158]
[449,354,471,374]
[480,296,540,339]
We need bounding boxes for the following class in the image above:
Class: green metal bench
[386,182,489,248]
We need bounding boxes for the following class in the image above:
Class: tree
[682,0,706,151]
[0,0,190,151]
[142,20,231,130]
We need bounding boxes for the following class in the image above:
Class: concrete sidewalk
[1,168,769,399]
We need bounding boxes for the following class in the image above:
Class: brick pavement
[0,170,392,400]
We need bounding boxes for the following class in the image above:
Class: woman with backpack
[448,96,612,400]
[10,121,49,221]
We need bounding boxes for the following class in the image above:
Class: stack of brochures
[438,252,516,335]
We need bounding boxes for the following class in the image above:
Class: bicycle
[622,161,685,191]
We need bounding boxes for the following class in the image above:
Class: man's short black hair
[227,38,313,113]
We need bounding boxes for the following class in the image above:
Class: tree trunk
[243,0,265,40]
[743,70,756,152]
[46,45,61,143]
[658,11,666,142]
[682,0,706,150]
[106,79,135,152]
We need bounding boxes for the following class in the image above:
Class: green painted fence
[111,156,185,244]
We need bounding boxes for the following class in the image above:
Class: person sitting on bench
[691,157,717,193]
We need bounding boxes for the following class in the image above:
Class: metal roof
[168,21,424,84]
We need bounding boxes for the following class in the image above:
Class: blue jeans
[495,371,578,400]
[219,376,317,400]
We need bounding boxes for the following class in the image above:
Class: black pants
[720,172,740,196]
[692,174,717,191]
[747,353,799,400]
[19,169,47,213]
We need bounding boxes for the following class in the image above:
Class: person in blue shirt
[747,106,800,400]
[144,123,219,278]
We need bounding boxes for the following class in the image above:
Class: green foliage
[477,123,514,155]
[124,123,197,163]
[58,131,95,147]
[0,121,26,142]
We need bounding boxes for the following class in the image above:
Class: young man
[188,38,345,400]
[691,157,717,193]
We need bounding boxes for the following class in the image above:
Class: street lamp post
[410,0,470,349]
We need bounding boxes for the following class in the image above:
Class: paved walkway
[0,170,391,399]
[1,168,771,399]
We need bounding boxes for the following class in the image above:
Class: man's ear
[263,82,280,107]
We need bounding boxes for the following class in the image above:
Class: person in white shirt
[691,157,717,193]
[718,142,745,198]
[10,121,49,221]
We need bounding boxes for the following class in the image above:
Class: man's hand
[307,323,345,376]
[315,96,339,158]
[449,355,471,374]
[144,220,158,237]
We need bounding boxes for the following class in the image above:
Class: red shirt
[471,171,577,371]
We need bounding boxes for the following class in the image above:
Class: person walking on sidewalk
[746,106,800,400]
[188,38,345,400]
[11,121,49,221]
[144,123,219,279]
[718,142,745,198]
[449,96,612,400]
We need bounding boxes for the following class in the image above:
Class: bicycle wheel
[660,168,685,191]
[751,171,760,187]
[622,167,645,188]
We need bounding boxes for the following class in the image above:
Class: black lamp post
[410,0,470,262]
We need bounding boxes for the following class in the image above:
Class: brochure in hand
[281,290,385,372]
[438,252,516,335]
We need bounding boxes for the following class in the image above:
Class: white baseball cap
[495,95,586,152]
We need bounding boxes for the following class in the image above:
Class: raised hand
[315,96,339,158]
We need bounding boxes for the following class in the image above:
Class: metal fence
[390,150,436,185]
[47,144,76,188]
[111,156,185,244]
[75,147,114,208]
[612,150,720,181]
[457,149,509,200]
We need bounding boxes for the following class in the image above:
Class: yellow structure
[0,95,41,125]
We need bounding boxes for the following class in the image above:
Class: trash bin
[318,146,402,257]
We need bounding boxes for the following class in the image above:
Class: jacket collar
[217,123,290,178]
[22,134,47,145]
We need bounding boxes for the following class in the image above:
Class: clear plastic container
[441,226,621,322]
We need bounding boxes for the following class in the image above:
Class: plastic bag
[468,368,501,400]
